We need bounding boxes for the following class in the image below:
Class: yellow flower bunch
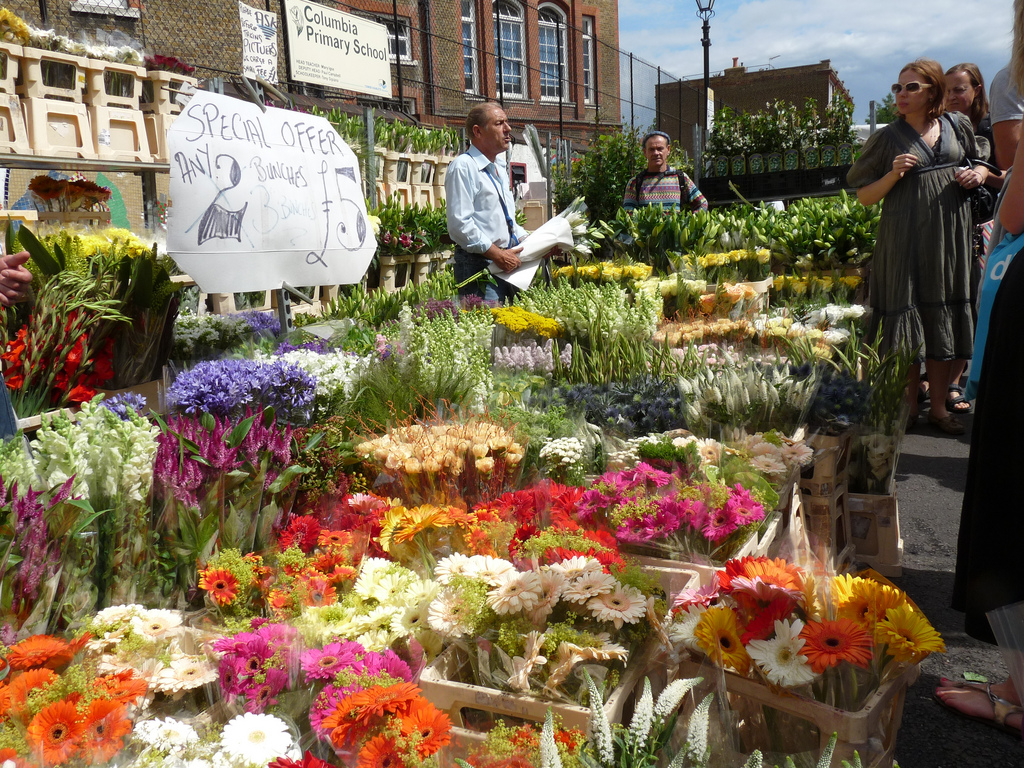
[75,228,153,259]
[555,261,653,283]
[773,274,862,293]
[0,9,30,45]
[695,249,771,269]
[491,306,562,338]
[378,503,469,552]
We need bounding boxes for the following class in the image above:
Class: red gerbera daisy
[799,618,874,673]
[26,700,84,766]
[198,568,240,606]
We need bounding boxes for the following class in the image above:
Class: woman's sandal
[935,682,1024,737]
[928,412,965,435]
[946,385,973,414]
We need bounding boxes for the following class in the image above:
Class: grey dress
[847,112,980,361]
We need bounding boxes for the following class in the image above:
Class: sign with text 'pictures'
[239,1,279,84]
[167,91,376,293]
[283,0,392,97]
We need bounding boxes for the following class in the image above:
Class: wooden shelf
[0,153,169,174]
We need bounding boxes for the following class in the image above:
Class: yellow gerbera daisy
[875,604,945,663]
[835,576,908,629]
[694,605,751,675]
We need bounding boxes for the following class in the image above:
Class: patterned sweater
[622,169,709,212]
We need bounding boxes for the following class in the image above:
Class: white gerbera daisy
[549,556,603,582]
[749,454,789,477]
[668,605,707,653]
[529,571,566,623]
[587,584,647,628]
[470,556,516,586]
[353,558,394,598]
[158,656,218,693]
[131,608,183,640]
[487,571,542,615]
[133,717,200,753]
[220,713,294,765]
[365,569,414,604]
[782,442,814,468]
[428,588,474,637]
[434,553,474,584]
[562,570,616,603]
[94,603,144,626]
[747,619,817,687]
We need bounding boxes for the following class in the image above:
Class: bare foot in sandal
[935,681,1023,737]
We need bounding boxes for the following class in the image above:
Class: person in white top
[445,102,529,303]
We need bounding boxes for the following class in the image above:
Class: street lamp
[695,0,715,149]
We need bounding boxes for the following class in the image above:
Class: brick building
[658,58,853,157]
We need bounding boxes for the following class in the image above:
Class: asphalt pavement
[887,410,1023,768]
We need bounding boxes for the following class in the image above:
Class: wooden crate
[96,378,166,415]
[799,485,854,573]
[800,431,854,497]
[674,655,920,768]
[848,492,903,577]
[419,642,648,732]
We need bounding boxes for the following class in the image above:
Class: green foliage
[171,313,253,361]
[372,196,448,258]
[871,93,899,125]
[761,191,879,269]
[319,269,456,327]
[553,129,645,225]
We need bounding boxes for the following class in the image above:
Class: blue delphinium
[167,358,316,424]
[99,392,148,421]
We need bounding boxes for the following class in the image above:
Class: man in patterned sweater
[622,131,709,213]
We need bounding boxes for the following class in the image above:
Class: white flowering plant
[425,554,666,705]
[124,711,300,768]
[256,348,369,420]
[293,557,443,660]
[13,397,159,610]
[83,604,219,707]
[539,437,587,485]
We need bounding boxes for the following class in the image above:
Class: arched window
[462,0,479,92]
[538,5,567,101]
[493,0,525,98]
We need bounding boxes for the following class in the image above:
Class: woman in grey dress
[848,58,991,435]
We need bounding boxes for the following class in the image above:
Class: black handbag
[947,114,1000,222]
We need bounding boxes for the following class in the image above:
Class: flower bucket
[672,654,920,768]
[418,642,649,733]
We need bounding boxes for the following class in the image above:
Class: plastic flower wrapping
[665,556,945,710]
[425,552,665,706]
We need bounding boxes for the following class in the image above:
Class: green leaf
[200,412,216,431]
[4,219,14,256]
[16,223,62,275]
[226,415,256,448]
[132,256,153,309]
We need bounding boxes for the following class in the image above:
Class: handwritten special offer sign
[166,90,377,293]
[283,0,391,97]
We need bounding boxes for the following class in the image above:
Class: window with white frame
[462,0,479,92]
[385,19,412,62]
[538,5,567,101]
[582,16,595,103]
[493,1,525,98]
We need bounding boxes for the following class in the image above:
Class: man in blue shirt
[445,102,529,302]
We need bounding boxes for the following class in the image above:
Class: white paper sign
[239,2,279,84]
[283,0,391,98]
[167,91,376,293]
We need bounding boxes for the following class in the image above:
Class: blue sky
[618,0,1016,124]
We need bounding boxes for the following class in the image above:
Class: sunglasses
[891,82,933,94]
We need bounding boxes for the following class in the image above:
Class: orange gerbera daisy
[93,670,148,705]
[26,699,84,766]
[799,618,874,673]
[345,682,421,720]
[720,556,805,594]
[198,568,240,606]
[7,634,87,671]
[81,699,132,763]
[399,698,452,757]
[8,668,59,715]
[300,575,338,607]
[318,529,354,549]
[357,734,405,768]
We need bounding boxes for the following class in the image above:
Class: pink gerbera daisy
[702,504,741,542]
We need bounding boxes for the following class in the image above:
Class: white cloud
[617,0,1015,119]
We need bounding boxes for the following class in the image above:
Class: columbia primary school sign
[283,0,392,97]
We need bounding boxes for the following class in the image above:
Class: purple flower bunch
[578,464,765,546]
[215,621,298,713]
[493,339,556,376]
[99,392,147,420]
[0,477,75,624]
[277,337,332,354]
[167,358,316,424]
[238,310,282,338]
[302,640,412,736]
[153,409,292,508]
[412,298,458,322]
